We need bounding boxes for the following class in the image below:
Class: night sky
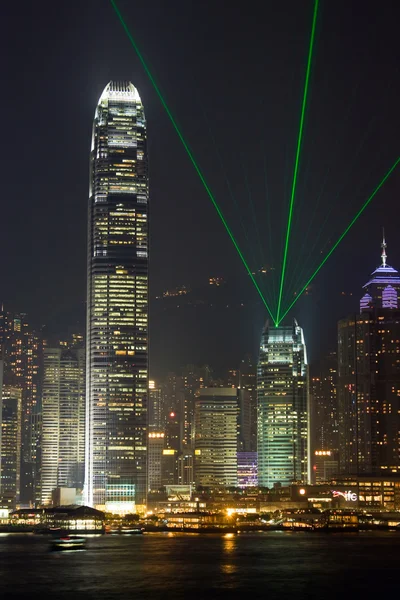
[2,0,400,377]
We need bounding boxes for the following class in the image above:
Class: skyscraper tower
[41,347,85,505]
[194,388,239,487]
[257,319,309,487]
[338,235,400,475]
[85,82,149,511]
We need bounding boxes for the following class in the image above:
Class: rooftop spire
[381,228,387,268]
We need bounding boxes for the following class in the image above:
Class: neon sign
[332,490,357,502]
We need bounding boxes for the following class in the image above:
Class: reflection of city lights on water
[223,533,236,554]
[221,564,237,575]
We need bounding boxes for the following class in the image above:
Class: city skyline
[2,2,400,597]
[0,0,400,511]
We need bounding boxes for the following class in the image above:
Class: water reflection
[223,532,236,553]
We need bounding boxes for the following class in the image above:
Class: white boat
[51,535,86,550]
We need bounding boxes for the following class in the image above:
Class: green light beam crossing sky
[277,156,400,325]
[276,0,319,325]
[110,0,277,325]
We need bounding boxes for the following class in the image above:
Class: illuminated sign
[332,490,357,502]
[163,449,175,455]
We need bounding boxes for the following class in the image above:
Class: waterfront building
[85,81,149,512]
[194,388,238,487]
[0,384,22,508]
[338,236,400,475]
[257,319,309,488]
[291,477,400,511]
[41,347,85,505]
[11,505,105,532]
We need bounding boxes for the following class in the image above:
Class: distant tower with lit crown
[338,232,400,475]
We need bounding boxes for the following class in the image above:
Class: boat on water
[51,535,86,550]
[120,527,144,534]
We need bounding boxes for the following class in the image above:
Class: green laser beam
[262,141,277,317]
[285,111,379,303]
[277,156,400,325]
[199,103,272,309]
[110,0,277,324]
[276,0,319,324]
[285,118,383,311]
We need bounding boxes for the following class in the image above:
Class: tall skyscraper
[257,319,309,488]
[338,236,400,475]
[85,81,149,512]
[194,388,238,487]
[41,347,85,505]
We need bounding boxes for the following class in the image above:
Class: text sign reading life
[331,490,357,502]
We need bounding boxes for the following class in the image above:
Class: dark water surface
[0,531,398,599]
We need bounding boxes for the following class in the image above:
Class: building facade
[257,319,309,488]
[194,388,238,487]
[85,81,149,511]
[237,452,258,487]
[41,348,85,505]
[148,432,164,491]
[0,384,22,508]
[0,310,41,505]
[148,380,163,430]
[239,355,257,452]
[338,237,400,475]
[310,351,338,455]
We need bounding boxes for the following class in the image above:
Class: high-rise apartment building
[181,364,211,448]
[0,383,22,508]
[0,310,41,505]
[237,388,252,452]
[239,355,257,452]
[194,388,238,487]
[148,432,164,491]
[338,237,400,475]
[257,319,309,488]
[148,380,163,430]
[310,351,338,453]
[41,347,85,505]
[85,81,149,512]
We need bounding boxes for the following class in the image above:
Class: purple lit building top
[360,234,400,311]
